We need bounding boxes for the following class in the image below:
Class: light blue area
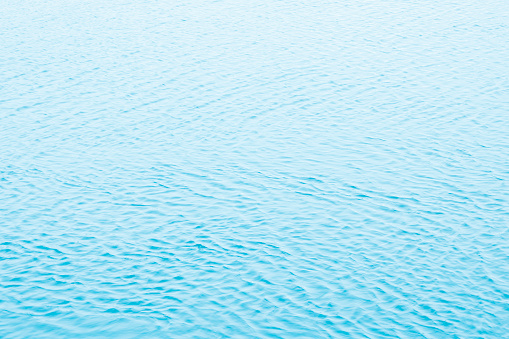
[1,0,508,337]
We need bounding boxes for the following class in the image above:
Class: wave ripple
[1,0,508,337]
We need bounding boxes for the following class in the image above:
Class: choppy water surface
[1,0,508,337]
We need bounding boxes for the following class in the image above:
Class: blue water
[1,0,508,337]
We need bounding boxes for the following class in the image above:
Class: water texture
[1,0,508,337]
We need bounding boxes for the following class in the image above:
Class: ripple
[1,0,509,337]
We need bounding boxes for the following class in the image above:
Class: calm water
[1,0,508,337]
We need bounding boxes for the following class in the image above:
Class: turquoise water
[1,0,508,337]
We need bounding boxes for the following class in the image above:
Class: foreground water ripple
[1,0,508,337]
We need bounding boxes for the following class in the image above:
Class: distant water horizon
[1,0,508,337]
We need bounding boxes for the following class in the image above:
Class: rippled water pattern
[1,0,509,337]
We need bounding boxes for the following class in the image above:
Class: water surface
[1,0,508,337]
